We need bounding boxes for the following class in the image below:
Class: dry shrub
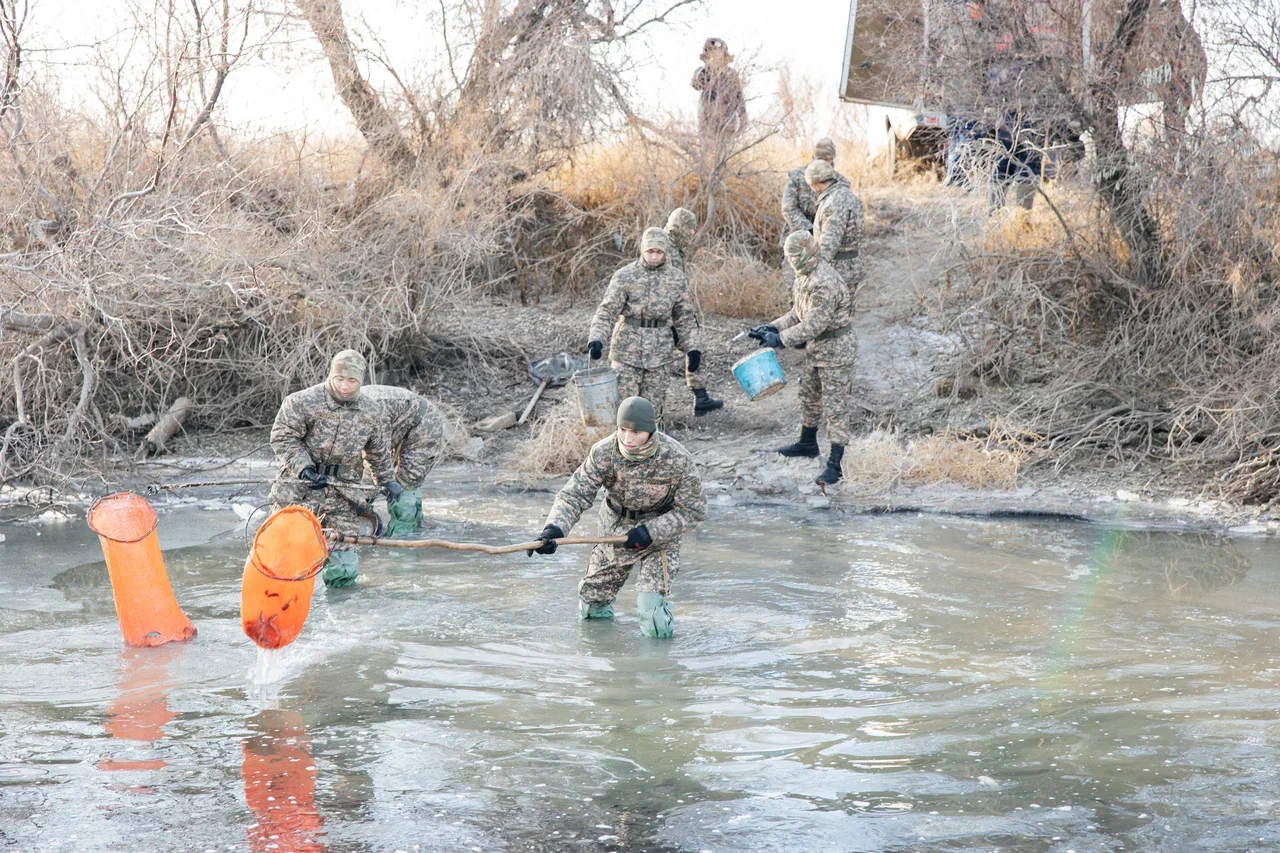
[840,429,1022,492]
[509,402,610,476]
[690,253,789,319]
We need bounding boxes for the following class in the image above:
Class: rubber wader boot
[816,444,846,486]
[322,551,360,588]
[778,425,820,458]
[693,388,724,417]
[636,592,675,638]
[385,488,423,538]
[579,599,615,620]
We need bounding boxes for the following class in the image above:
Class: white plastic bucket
[572,367,618,427]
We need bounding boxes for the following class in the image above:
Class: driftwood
[137,397,193,459]
[327,532,628,555]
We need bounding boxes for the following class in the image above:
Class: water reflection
[243,709,326,852]
[97,646,177,772]
[1107,530,1251,598]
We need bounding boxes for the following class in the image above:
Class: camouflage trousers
[270,477,374,552]
[799,346,858,446]
[392,417,436,490]
[613,362,669,421]
[579,541,681,606]
[830,257,865,293]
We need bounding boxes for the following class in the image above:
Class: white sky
[26,0,854,139]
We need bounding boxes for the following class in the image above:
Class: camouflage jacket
[546,433,707,547]
[360,385,443,447]
[692,65,747,136]
[589,259,700,369]
[772,258,855,367]
[270,383,395,485]
[665,230,690,274]
[781,167,850,240]
[813,182,865,262]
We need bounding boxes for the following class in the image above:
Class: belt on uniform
[606,496,672,522]
[317,462,362,480]
[833,249,860,260]
[813,325,852,342]
[623,317,669,329]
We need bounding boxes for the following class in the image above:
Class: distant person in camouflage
[586,227,700,421]
[749,231,857,486]
[691,37,747,142]
[665,207,724,418]
[780,138,848,244]
[806,159,866,291]
[528,396,706,638]
[269,350,402,587]
[360,385,445,537]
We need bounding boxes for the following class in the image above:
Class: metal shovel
[474,351,588,433]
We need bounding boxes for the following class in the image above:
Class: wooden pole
[327,533,628,555]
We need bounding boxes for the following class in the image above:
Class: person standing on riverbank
[528,396,706,638]
[691,37,747,143]
[750,231,857,486]
[360,385,445,537]
[269,350,402,587]
[807,159,865,292]
[665,207,724,419]
[586,228,701,422]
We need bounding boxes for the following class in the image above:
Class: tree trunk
[297,0,416,173]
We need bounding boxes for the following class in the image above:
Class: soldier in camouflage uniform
[360,385,446,537]
[586,227,700,422]
[749,231,857,486]
[806,159,866,291]
[529,396,706,638]
[780,138,849,244]
[269,350,402,586]
[691,38,747,141]
[665,207,724,418]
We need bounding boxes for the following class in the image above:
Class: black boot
[816,444,845,485]
[778,426,820,458]
[693,388,724,417]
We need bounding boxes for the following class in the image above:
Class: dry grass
[508,401,610,476]
[841,429,1022,492]
[691,253,790,320]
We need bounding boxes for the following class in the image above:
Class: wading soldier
[586,227,700,422]
[806,159,866,292]
[269,350,403,587]
[360,385,445,537]
[749,231,857,486]
[780,138,848,242]
[665,207,724,418]
[529,396,706,638]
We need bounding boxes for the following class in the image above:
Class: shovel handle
[518,380,549,425]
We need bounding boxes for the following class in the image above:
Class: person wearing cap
[586,227,700,421]
[692,37,747,140]
[528,396,706,638]
[781,138,849,246]
[749,231,857,486]
[269,350,403,587]
[359,385,447,537]
[806,159,866,291]
[664,207,724,418]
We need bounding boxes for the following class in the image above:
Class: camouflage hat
[617,396,657,434]
[666,207,697,241]
[329,349,366,383]
[702,37,729,55]
[784,230,820,274]
[804,159,838,186]
[640,227,670,254]
[813,137,836,163]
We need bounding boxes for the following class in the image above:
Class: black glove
[624,525,652,551]
[527,524,564,557]
[748,324,779,339]
[299,466,329,489]
[751,329,784,349]
[585,340,604,360]
[383,481,404,502]
[686,350,702,373]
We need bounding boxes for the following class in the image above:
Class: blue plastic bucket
[732,348,786,401]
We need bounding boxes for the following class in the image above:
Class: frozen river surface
[3,485,1280,852]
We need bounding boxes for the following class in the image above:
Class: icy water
[3,486,1280,852]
